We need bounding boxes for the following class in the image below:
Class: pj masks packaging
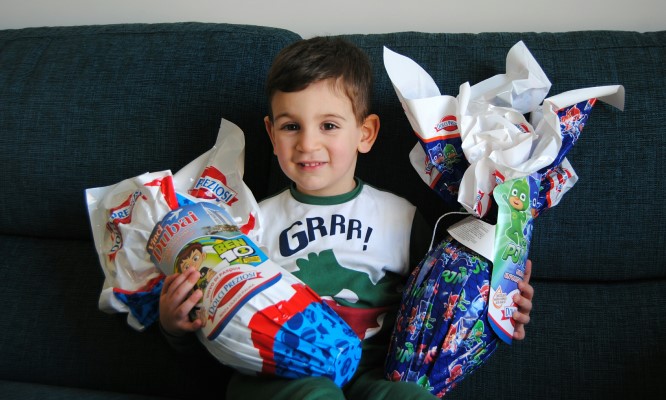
[386,237,498,397]
[383,42,624,396]
[147,202,361,386]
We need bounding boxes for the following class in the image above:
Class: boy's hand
[159,267,204,336]
[511,259,534,341]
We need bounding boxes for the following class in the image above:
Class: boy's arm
[159,321,202,354]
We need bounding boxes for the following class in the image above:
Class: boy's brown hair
[265,36,373,125]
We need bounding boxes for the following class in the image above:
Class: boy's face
[265,78,378,197]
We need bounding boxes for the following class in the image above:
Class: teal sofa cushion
[0,23,300,240]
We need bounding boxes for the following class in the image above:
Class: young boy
[159,37,534,399]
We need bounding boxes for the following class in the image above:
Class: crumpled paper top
[384,41,624,217]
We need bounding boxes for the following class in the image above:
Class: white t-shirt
[257,179,421,340]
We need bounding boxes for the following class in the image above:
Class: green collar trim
[290,178,364,205]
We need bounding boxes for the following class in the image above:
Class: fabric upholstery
[0,23,299,239]
[1,23,664,399]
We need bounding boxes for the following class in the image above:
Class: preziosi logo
[107,191,147,260]
[190,166,238,205]
[108,191,145,225]
[434,115,458,133]
[207,270,263,316]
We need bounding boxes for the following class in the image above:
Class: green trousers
[226,342,436,400]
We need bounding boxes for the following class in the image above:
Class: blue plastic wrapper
[418,122,468,208]
[533,99,596,216]
[385,238,498,397]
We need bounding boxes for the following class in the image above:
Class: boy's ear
[264,116,277,154]
[358,114,380,153]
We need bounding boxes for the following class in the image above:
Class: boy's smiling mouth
[299,161,327,168]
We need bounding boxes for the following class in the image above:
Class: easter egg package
[383,41,624,396]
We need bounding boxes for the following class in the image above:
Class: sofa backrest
[2,25,664,282]
[0,22,300,240]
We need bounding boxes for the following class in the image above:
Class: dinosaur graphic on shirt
[294,249,400,307]
[293,249,402,339]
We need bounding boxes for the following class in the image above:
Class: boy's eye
[282,123,299,131]
[322,122,338,130]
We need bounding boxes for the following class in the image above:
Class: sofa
[1,22,664,399]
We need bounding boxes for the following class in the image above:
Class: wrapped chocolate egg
[385,238,498,397]
[383,40,624,396]
[147,202,361,387]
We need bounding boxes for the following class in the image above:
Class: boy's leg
[344,367,437,400]
[343,338,437,400]
[226,372,345,400]
[344,337,437,400]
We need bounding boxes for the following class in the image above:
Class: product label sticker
[447,216,496,261]
[147,202,238,274]
[201,258,283,341]
[146,202,286,341]
[487,175,539,344]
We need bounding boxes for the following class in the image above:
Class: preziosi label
[434,115,459,133]
[107,190,147,261]
[189,166,239,205]
[201,260,282,340]
[108,190,146,225]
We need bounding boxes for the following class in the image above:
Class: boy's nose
[296,129,320,152]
